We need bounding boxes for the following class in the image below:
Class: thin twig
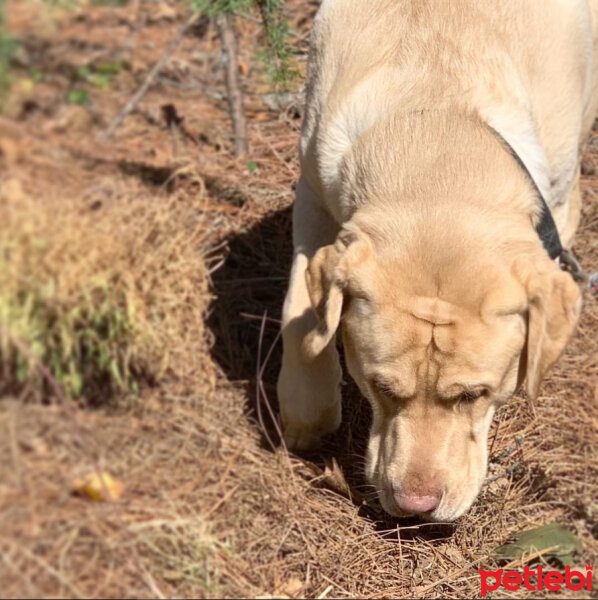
[102,12,199,140]
[488,417,502,460]
[256,311,277,452]
[240,312,282,324]
[255,311,285,453]
[204,484,241,518]
[258,332,284,447]
[215,13,249,157]
[483,462,523,486]
[492,435,525,465]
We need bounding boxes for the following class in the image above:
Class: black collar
[491,129,563,260]
[490,128,595,286]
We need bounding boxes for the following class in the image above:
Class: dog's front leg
[277,178,342,450]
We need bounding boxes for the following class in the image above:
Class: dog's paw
[283,424,324,451]
[282,404,341,451]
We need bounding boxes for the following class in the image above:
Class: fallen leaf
[19,78,35,93]
[494,523,581,568]
[72,471,124,502]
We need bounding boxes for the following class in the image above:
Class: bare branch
[102,12,198,140]
[215,13,249,157]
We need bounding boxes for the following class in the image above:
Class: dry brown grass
[0,172,214,403]
[0,1,596,598]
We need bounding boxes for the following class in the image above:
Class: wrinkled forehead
[432,312,525,392]
[346,293,525,394]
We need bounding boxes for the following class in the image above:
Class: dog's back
[302,0,598,229]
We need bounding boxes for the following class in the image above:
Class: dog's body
[278,0,598,520]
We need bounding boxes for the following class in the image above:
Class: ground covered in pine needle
[0,1,596,598]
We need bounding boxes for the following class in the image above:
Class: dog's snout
[393,488,442,514]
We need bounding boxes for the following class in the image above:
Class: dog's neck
[339,108,538,221]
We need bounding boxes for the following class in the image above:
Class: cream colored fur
[278,0,598,521]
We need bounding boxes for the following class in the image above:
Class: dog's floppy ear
[303,229,370,360]
[516,256,582,400]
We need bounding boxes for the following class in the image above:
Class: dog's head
[303,216,581,521]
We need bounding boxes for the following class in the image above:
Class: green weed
[0,0,18,111]
[0,178,212,405]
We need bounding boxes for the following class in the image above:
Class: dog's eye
[371,378,398,401]
[455,389,488,404]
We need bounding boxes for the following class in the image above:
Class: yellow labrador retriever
[278,0,598,521]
